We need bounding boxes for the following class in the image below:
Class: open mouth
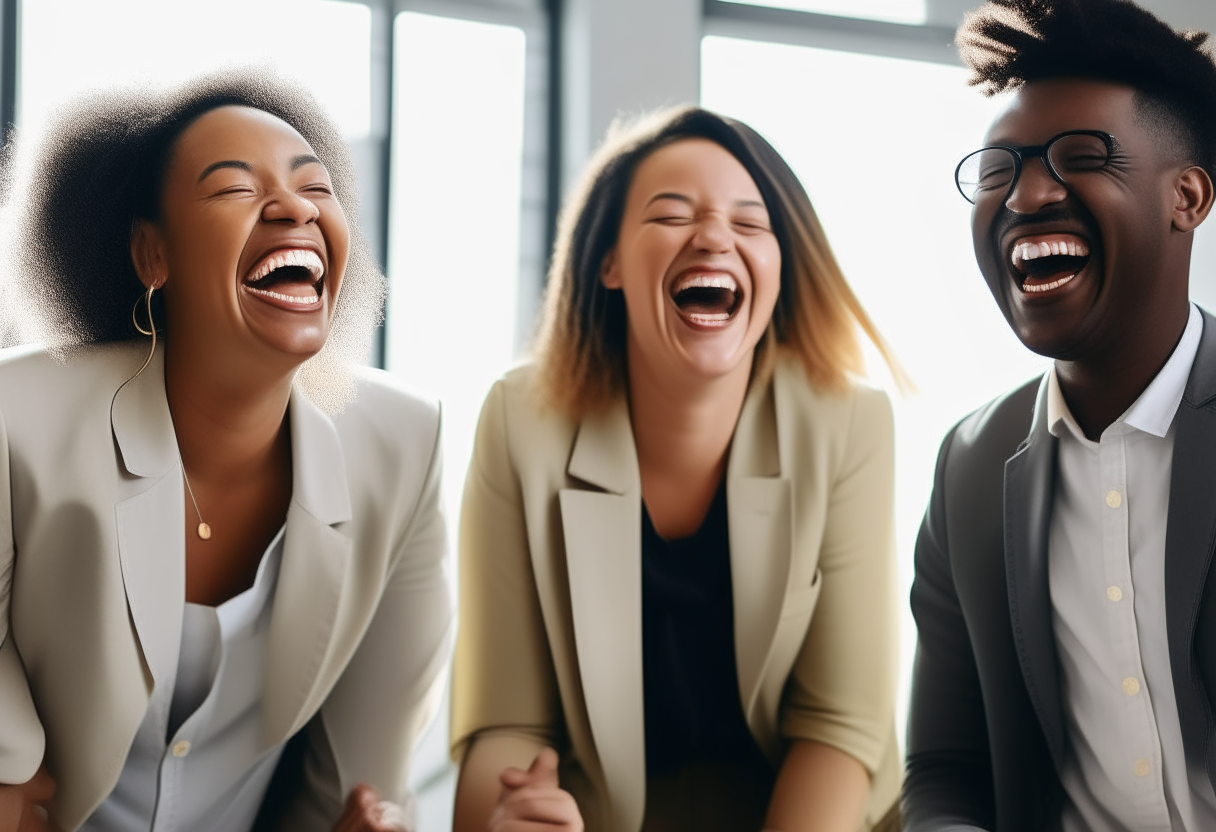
[670,271,741,329]
[1010,234,1090,295]
[242,248,325,307]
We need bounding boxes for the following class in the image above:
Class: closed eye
[207,184,256,198]
[733,219,771,233]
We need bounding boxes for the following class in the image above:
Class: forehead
[629,137,763,201]
[168,105,317,174]
[985,78,1139,145]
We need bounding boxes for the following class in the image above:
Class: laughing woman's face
[601,138,781,388]
[134,105,350,372]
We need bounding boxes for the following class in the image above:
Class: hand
[331,784,407,832]
[488,747,583,832]
[0,764,55,832]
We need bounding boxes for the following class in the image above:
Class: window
[387,11,530,824]
[720,0,926,25]
[19,0,371,142]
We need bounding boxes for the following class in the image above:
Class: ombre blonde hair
[532,106,902,418]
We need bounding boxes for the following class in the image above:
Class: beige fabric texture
[451,356,901,832]
[0,340,453,832]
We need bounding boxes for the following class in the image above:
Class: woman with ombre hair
[451,106,903,832]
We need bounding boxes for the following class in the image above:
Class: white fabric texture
[80,527,287,832]
[1048,304,1216,832]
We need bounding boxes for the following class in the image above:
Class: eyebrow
[197,154,323,183]
[198,160,252,183]
[292,153,322,170]
[645,192,767,210]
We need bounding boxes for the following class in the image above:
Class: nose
[690,212,733,253]
[1004,157,1068,215]
[262,186,320,224]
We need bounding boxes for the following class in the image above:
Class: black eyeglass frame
[954,129,1117,205]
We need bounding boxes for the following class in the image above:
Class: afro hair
[957,0,1216,176]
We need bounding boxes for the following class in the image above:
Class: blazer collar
[566,395,637,494]
[287,385,352,525]
[110,341,352,525]
[1004,374,1067,771]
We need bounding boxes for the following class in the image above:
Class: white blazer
[0,340,453,832]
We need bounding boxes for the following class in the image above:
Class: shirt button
[1106,490,1122,509]
[1135,758,1151,777]
[1123,677,1141,696]
[172,740,191,758]
[1107,586,1123,602]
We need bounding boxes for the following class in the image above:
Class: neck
[163,337,296,481]
[1055,298,1190,440]
[626,345,753,489]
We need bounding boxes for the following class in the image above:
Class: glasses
[955,130,1116,204]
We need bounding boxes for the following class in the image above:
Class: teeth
[673,272,739,294]
[1011,239,1090,267]
[1023,274,1076,293]
[245,285,321,305]
[247,248,324,283]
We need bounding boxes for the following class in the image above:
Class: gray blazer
[904,310,1216,831]
[0,340,453,832]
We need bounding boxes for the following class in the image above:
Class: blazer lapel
[560,399,645,832]
[1003,376,1066,770]
[726,369,790,738]
[262,388,354,747]
[1165,311,1216,775]
[111,344,185,696]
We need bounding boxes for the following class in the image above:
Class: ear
[600,248,621,290]
[1171,165,1214,233]
[129,219,168,290]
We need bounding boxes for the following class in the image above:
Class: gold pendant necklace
[181,466,212,540]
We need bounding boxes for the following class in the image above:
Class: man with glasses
[904,1,1216,830]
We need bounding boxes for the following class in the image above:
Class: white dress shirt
[81,526,288,832]
[1048,304,1216,831]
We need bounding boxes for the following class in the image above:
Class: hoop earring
[128,285,159,381]
[132,285,157,337]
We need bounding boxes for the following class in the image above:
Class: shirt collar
[1047,303,1202,441]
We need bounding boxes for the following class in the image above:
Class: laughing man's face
[972,78,1184,361]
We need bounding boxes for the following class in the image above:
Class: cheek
[750,240,782,304]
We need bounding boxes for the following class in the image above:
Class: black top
[640,482,770,780]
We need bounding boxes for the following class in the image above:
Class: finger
[495,788,582,824]
[525,748,560,788]
[491,821,581,832]
[333,784,380,832]
[499,766,532,790]
[369,800,408,832]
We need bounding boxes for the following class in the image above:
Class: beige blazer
[451,357,901,832]
[0,340,453,832]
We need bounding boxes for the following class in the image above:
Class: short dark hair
[0,68,384,408]
[957,0,1216,177]
[532,106,902,416]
